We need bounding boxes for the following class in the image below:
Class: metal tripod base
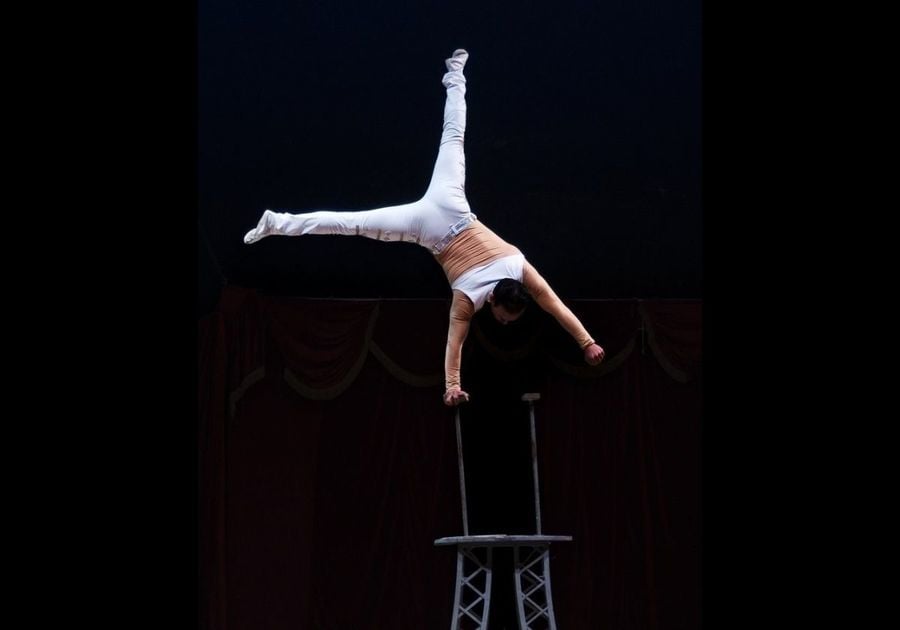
[435,535,571,629]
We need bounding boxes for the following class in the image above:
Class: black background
[197,0,702,314]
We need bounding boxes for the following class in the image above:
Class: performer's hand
[443,388,471,406]
[584,343,605,366]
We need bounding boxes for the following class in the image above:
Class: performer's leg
[244,50,472,249]
[423,49,471,214]
[243,201,429,245]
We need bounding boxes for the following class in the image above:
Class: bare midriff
[434,220,521,284]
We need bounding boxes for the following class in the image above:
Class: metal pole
[522,393,543,535]
[454,407,469,536]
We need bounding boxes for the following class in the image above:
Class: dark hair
[492,278,531,313]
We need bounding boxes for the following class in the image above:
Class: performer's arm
[444,290,474,406]
[522,261,605,365]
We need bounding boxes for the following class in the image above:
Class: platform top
[434,534,572,546]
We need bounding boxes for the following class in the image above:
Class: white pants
[247,67,474,254]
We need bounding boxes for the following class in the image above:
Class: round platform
[434,534,572,546]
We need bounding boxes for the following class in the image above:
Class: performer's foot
[445,49,468,72]
[243,209,274,244]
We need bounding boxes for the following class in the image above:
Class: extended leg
[243,201,429,245]
[423,49,471,214]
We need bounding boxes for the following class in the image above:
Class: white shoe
[445,49,468,72]
[244,209,274,244]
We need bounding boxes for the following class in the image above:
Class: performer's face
[489,302,523,326]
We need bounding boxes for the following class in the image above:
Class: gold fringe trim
[639,303,692,383]
[369,341,444,388]
[549,336,636,378]
[283,304,380,400]
[229,366,266,418]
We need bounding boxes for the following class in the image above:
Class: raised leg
[424,49,471,217]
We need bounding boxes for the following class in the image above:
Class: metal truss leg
[450,545,493,629]
[513,544,560,630]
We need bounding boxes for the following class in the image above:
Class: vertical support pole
[455,408,469,536]
[450,550,464,629]
[481,546,494,630]
[522,393,543,535]
[543,549,559,630]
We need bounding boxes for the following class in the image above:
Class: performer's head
[487,278,530,325]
